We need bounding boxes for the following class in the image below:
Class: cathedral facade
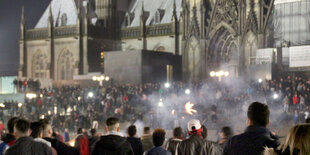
[19,0,275,82]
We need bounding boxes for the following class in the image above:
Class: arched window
[58,50,74,80]
[32,52,48,78]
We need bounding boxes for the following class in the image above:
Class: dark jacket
[92,135,133,155]
[88,136,99,153]
[164,138,182,155]
[204,140,223,155]
[127,137,143,155]
[1,134,15,146]
[223,126,280,155]
[5,136,52,155]
[145,146,172,155]
[177,134,206,155]
[44,137,79,155]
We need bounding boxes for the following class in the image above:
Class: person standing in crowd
[40,119,79,155]
[165,127,183,155]
[177,119,206,155]
[145,128,171,155]
[223,102,280,155]
[218,126,233,148]
[127,125,143,155]
[88,129,99,154]
[63,128,70,143]
[74,128,90,155]
[2,117,19,146]
[30,122,57,155]
[5,119,52,155]
[92,117,133,155]
[201,125,223,155]
[264,124,310,155]
[141,127,153,152]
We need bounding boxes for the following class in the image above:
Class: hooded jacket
[92,135,133,155]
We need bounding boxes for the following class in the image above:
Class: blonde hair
[281,124,310,155]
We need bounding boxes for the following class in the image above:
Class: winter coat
[164,138,182,155]
[44,137,79,155]
[34,138,58,155]
[141,134,153,152]
[5,136,52,155]
[92,135,133,155]
[223,126,280,155]
[204,140,223,155]
[176,134,206,155]
[127,137,143,155]
[145,146,171,155]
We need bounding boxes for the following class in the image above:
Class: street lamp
[92,75,110,86]
[164,82,170,88]
[210,70,229,82]
[88,92,94,98]
[258,78,263,83]
[185,89,191,95]
[18,103,23,108]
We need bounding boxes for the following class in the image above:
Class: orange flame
[185,102,197,115]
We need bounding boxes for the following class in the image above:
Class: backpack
[79,135,90,155]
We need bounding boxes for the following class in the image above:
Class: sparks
[185,102,197,115]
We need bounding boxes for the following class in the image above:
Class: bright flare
[171,109,175,115]
[185,89,191,95]
[164,82,170,88]
[68,139,76,147]
[185,102,197,115]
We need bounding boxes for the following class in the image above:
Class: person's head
[39,119,53,138]
[282,124,310,155]
[201,125,208,139]
[30,121,44,138]
[152,128,166,147]
[90,128,96,136]
[7,117,19,134]
[143,126,151,135]
[220,126,233,139]
[247,102,270,127]
[187,119,203,136]
[14,119,30,139]
[127,125,137,137]
[106,117,120,132]
[77,128,83,134]
[173,127,183,139]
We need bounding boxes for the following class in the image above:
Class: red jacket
[292,96,299,105]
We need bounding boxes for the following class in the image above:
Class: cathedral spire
[21,6,25,25]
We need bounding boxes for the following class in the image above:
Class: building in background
[20,0,278,82]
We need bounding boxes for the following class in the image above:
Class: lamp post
[210,70,229,82]
[92,75,110,86]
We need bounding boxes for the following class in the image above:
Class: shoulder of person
[264,147,278,155]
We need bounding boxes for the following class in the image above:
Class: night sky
[0,0,49,75]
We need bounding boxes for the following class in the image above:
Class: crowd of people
[13,78,41,93]
[0,102,309,155]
